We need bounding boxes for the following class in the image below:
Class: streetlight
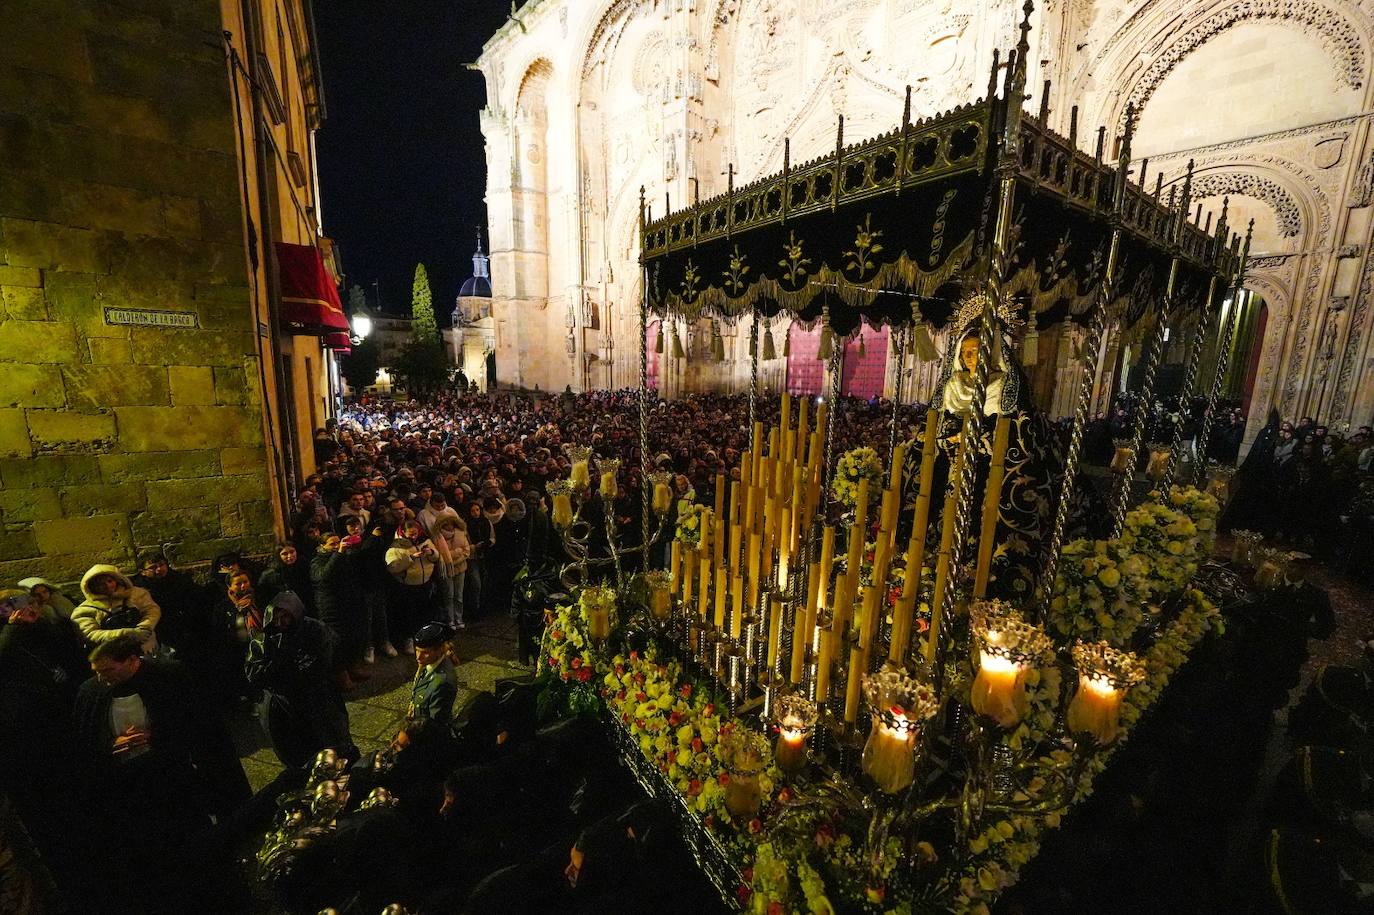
[351,313,372,340]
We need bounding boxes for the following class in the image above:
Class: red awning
[275,242,350,333]
[324,331,352,355]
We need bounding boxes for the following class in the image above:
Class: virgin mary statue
[927,293,1063,601]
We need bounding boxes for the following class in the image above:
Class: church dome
[459,273,491,298]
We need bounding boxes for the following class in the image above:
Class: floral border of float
[537,485,1225,914]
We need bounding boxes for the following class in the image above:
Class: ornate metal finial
[1069,105,1079,147]
[638,185,646,225]
[1094,126,1106,164]
[1154,172,1164,201]
[987,48,1002,100]
[835,114,845,153]
[1002,48,1018,99]
[1203,209,1213,233]
[727,163,734,194]
[951,290,1024,338]
[1015,0,1035,76]
[902,85,912,127]
[665,189,671,219]
[1038,78,1051,121]
[1138,158,1149,192]
[1176,159,1195,244]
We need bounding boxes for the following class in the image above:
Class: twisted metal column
[1158,276,1219,494]
[1109,280,1174,538]
[1037,303,1109,606]
[887,325,907,471]
[638,191,652,573]
[821,339,843,500]
[1193,223,1254,482]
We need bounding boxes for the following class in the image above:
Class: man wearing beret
[407,623,458,726]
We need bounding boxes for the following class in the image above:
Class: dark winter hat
[413,622,450,649]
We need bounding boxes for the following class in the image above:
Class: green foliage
[391,339,450,397]
[347,284,368,315]
[410,263,438,345]
[340,334,380,393]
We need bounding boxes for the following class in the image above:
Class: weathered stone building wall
[0,0,276,582]
[476,0,1374,442]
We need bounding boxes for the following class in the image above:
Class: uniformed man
[405,623,458,726]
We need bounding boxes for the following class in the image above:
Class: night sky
[313,2,512,324]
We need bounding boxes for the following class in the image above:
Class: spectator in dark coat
[131,551,209,654]
[244,591,353,768]
[310,533,369,687]
[257,542,313,611]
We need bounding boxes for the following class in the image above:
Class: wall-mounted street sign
[103,307,199,329]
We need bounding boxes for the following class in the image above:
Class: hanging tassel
[782,325,791,358]
[672,328,685,359]
[711,322,725,361]
[762,325,776,360]
[655,323,664,354]
[856,333,866,358]
[909,323,939,362]
[817,323,833,361]
[1021,328,1040,366]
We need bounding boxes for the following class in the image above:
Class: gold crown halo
[951,291,1025,338]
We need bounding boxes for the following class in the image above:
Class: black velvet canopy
[642,95,1238,337]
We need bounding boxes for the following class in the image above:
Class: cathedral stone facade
[476,0,1374,441]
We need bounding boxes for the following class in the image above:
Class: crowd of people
[0,389,919,914]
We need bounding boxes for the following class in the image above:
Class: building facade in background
[477,0,1374,443]
[0,0,339,581]
[447,237,496,392]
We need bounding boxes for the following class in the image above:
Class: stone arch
[1190,173,1303,238]
[1114,0,1369,134]
[1241,270,1293,439]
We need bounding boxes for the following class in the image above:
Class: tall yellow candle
[683,549,696,608]
[731,572,744,638]
[815,626,834,698]
[729,523,742,572]
[787,600,807,684]
[854,476,872,528]
[714,515,726,576]
[907,408,940,578]
[669,541,682,597]
[973,415,1011,599]
[879,488,898,536]
[740,451,753,492]
[888,591,917,665]
[781,391,792,436]
[699,548,712,620]
[816,526,836,610]
[713,473,726,519]
[815,401,828,445]
[714,565,728,630]
[747,530,764,610]
[796,397,809,455]
[765,594,783,672]
[752,422,764,465]
[729,480,741,526]
[889,442,907,493]
[802,561,822,639]
[858,584,881,651]
[924,436,968,665]
[844,645,867,724]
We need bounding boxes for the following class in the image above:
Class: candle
[729,480,741,525]
[1067,672,1125,744]
[714,566,728,630]
[731,572,744,638]
[854,476,872,528]
[888,442,907,493]
[780,391,792,437]
[652,480,673,514]
[648,572,672,621]
[888,591,916,665]
[972,416,1011,599]
[844,645,866,723]
[747,530,763,610]
[551,491,573,528]
[789,600,807,684]
[682,549,696,608]
[729,522,741,571]
[796,398,809,461]
[815,626,834,698]
[570,458,590,489]
[586,607,611,643]
[815,401,827,444]
[775,724,807,775]
[858,584,881,651]
[971,650,1026,727]
[924,435,967,665]
[600,470,617,500]
[862,711,919,794]
[879,488,898,540]
[713,472,726,517]
[802,561,821,640]
[699,546,712,620]
[766,594,783,672]
[669,541,682,596]
[714,515,726,575]
[816,526,836,610]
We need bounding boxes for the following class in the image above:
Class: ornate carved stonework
[1191,172,1303,237]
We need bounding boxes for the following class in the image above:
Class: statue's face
[959,336,980,373]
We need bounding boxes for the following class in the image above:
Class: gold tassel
[672,328,685,359]
[818,323,833,361]
[783,326,791,358]
[762,325,776,360]
[711,322,725,361]
[857,333,866,358]
[1021,328,1039,366]
[910,323,939,362]
[655,323,664,354]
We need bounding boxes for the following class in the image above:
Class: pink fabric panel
[841,325,889,400]
[785,324,824,394]
[646,321,661,391]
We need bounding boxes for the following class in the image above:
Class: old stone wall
[0,0,275,584]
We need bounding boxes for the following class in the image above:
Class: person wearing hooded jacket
[244,590,353,769]
[386,518,441,643]
[71,564,160,651]
[17,576,76,619]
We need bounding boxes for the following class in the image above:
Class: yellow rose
[1098,567,1121,588]
[1167,541,1185,555]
